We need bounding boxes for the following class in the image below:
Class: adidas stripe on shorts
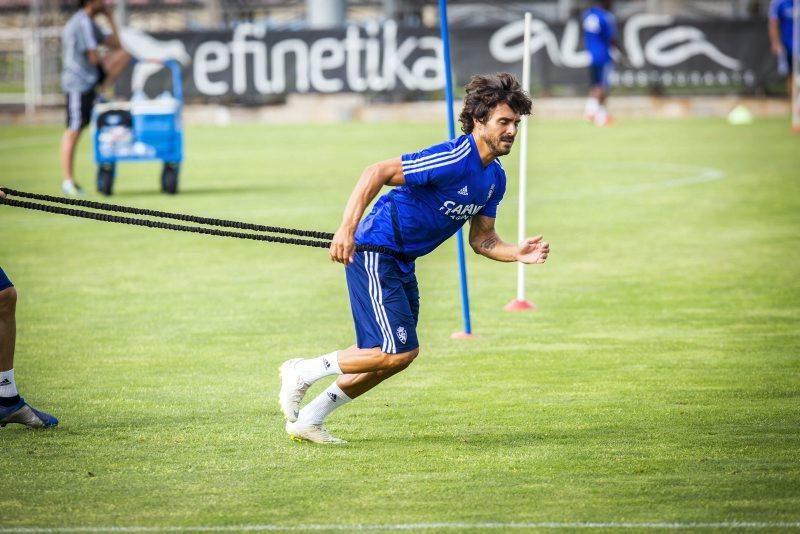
[345,251,419,354]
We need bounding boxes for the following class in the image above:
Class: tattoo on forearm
[480,237,497,251]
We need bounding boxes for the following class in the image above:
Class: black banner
[118,16,780,103]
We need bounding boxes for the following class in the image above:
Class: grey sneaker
[286,420,346,444]
[0,398,58,428]
[278,358,309,422]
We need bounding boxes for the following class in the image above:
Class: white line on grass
[539,162,725,201]
[2,522,799,532]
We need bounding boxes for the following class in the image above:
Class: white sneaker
[61,180,84,197]
[278,358,309,422]
[286,420,347,444]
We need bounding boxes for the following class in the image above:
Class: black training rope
[0,187,333,239]
[0,188,413,262]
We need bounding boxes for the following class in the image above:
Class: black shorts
[65,66,104,131]
[65,88,97,131]
[97,65,107,87]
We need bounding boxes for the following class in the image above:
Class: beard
[483,132,515,157]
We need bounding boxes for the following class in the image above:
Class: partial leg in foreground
[0,283,58,429]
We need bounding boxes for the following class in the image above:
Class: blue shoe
[0,398,58,428]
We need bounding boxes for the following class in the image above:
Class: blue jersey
[354,134,507,261]
[582,6,616,66]
[770,0,796,52]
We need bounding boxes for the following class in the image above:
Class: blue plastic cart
[91,60,184,195]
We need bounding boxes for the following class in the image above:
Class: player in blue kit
[0,191,58,429]
[582,0,619,127]
[278,73,550,444]
[769,0,797,96]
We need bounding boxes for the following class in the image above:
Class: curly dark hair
[458,73,532,134]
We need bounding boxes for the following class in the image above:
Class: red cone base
[504,299,536,312]
[450,331,478,340]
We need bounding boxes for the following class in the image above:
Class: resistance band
[0,188,413,263]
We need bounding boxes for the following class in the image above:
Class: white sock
[297,382,352,425]
[295,351,342,384]
[0,369,18,397]
[594,105,608,125]
[584,97,599,117]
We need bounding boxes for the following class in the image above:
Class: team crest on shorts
[396,325,408,344]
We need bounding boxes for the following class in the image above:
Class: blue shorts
[345,251,419,354]
[0,267,13,291]
[590,62,613,89]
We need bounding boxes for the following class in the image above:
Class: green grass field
[0,117,798,532]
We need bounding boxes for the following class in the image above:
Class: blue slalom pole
[438,0,472,336]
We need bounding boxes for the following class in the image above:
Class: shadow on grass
[355,430,548,446]
[110,185,275,197]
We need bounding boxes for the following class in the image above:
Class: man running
[278,73,550,444]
